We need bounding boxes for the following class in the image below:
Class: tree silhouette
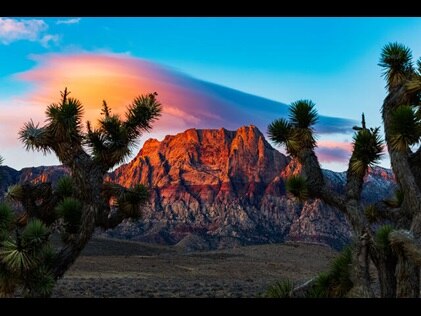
[269,43,421,298]
[0,89,161,297]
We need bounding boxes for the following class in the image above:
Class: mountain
[0,126,396,250]
[0,165,69,194]
[106,125,396,250]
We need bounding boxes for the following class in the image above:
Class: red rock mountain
[106,126,396,250]
[111,125,289,206]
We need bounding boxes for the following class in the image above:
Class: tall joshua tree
[268,43,421,298]
[268,101,385,297]
[377,42,421,297]
[0,89,161,297]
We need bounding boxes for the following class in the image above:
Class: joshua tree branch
[390,230,421,266]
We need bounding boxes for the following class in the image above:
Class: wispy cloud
[56,18,81,25]
[316,140,353,164]
[3,52,358,169]
[0,17,59,47]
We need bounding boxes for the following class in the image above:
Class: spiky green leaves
[1,220,49,270]
[45,91,84,144]
[124,93,162,138]
[384,189,404,208]
[86,93,162,168]
[116,184,149,218]
[5,184,23,201]
[389,105,421,152]
[0,240,34,272]
[285,175,309,202]
[22,219,49,249]
[379,42,414,90]
[268,118,292,145]
[18,120,51,154]
[309,246,353,298]
[268,100,318,156]
[0,218,55,297]
[55,176,74,198]
[375,225,394,254]
[350,127,383,177]
[264,280,293,298]
[0,204,13,232]
[24,266,55,298]
[289,100,318,129]
[55,197,82,234]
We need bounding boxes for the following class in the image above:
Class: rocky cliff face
[0,126,396,250]
[106,126,396,250]
[0,165,70,195]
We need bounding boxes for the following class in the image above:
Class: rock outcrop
[106,126,396,250]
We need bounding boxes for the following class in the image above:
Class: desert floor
[52,237,337,298]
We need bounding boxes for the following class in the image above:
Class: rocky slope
[106,126,396,250]
[0,126,396,250]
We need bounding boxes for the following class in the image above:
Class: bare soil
[52,237,337,298]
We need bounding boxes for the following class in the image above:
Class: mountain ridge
[0,125,396,250]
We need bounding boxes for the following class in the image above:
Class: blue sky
[1,17,421,171]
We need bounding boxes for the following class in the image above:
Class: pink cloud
[316,140,353,164]
[1,52,357,170]
[14,53,231,132]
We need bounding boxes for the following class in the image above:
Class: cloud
[3,52,358,169]
[0,17,58,46]
[14,52,356,133]
[56,18,81,25]
[39,34,60,47]
[315,140,353,163]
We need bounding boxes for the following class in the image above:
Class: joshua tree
[268,101,386,297]
[0,89,161,297]
[377,42,421,297]
[268,42,421,298]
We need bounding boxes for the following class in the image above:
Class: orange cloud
[15,53,226,131]
[1,52,357,170]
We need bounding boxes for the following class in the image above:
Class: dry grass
[52,237,337,298]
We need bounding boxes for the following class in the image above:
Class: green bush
[264,279,294,298]
[307,246,353,298]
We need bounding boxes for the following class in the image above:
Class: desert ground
[52,237,337,298]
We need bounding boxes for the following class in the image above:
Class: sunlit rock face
[107,126,396,250]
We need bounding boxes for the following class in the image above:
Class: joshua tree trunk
[382,86,421,297]
[348,234,374,297]
[300,146,376,297]
[52,158,104,279]
[395,255,419,297]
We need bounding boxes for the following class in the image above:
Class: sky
[1,17,421,171]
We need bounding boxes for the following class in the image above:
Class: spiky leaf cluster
[264,280,293,298]
[55,176,75,198]
[0,217,55,297]
[350,127,383,177]
[384,189,404,208]
[379,42,414,89]
[375,225,394,254]
[285,175,309,202]
[389,105,421,152]
[268,100,318,156]
[55,197,82,234]
[308,246,353,298]
[115,184,149,218]
[86,93,162,167]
